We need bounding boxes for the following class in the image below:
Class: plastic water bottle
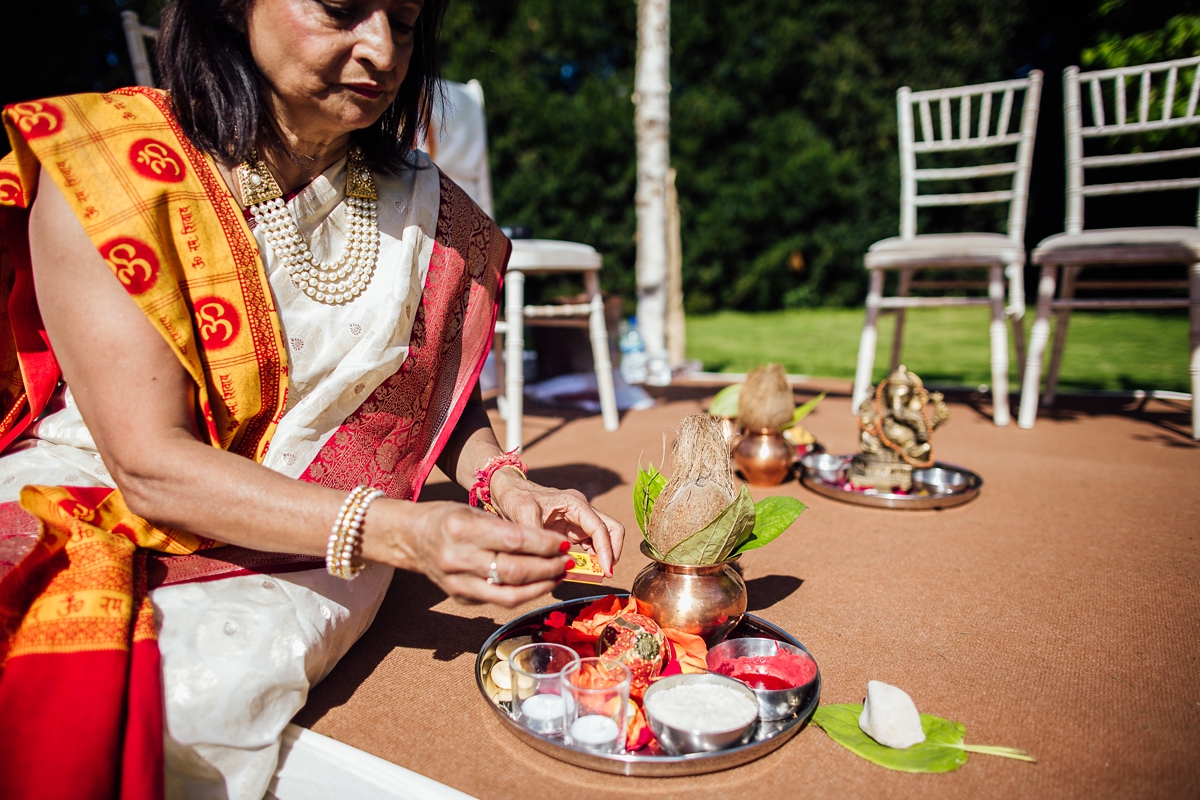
[618,317,648,384]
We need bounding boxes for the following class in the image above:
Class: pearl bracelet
[326,486,385,580]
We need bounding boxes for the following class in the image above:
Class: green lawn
[685,307,1192,393]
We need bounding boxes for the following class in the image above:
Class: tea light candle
[569,714,620,750]
[519,693,566,734]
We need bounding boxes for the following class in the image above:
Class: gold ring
[486,558,501,585]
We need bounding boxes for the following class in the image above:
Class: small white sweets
[858,680,926,749]
[646,683,758,732]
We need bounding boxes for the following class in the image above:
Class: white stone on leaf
[858,680,926,749]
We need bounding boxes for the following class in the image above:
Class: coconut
[738,363,794,432]
[646,414,737,555]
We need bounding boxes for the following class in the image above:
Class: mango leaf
[663,484,756,565]
[707,383,742,419]
[811,704,969,773]
[730,496,806,555]
[780,392,826,430]
[633,464,667,536]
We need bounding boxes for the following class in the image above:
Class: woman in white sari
[0,0,623,798]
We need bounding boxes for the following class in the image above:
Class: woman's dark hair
[156,0,446,173]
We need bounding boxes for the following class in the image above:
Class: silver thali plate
[476,594,821,777]
[799,454,982,509]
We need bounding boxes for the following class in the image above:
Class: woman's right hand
[363,500,573,607]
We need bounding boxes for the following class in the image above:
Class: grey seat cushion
[1033,227,1200,265]
[865,233,1023,270]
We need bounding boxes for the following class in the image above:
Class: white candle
[519,694,566,734]
[569,714,620,750]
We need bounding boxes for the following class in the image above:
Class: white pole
[634,0,671,385]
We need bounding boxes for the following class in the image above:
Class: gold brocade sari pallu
[0,89,508,800]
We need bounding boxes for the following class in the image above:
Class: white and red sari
[0,89,509,800]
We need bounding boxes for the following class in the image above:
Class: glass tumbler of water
[509,643,580,736]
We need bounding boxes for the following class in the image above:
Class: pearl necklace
[236,147,379,306]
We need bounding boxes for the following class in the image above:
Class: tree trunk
[634,0,671,385]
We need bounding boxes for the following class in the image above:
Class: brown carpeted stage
[294,382,1200,799]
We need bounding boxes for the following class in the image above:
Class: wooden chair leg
[1018,264,1058,429]
[889,269,912,373]
[585,272,620,432]
[503,269,526,452]
[852,269,885,414]
[987,265,1010,426]
[1042,265,1079,408]
[1190,261,1200,440]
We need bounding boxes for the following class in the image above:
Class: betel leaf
[633,464,667,536]
[707,383,742,419]
[663,484,756,565]
[730,496,806,555]
[811,704,970,773]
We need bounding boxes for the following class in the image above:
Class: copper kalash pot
[732,428,795,486]
[632,543,747,647]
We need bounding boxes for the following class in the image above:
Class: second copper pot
[732,428,796,486]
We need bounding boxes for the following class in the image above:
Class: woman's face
[245,0,423,146]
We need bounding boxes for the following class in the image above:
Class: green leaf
[633,464,667,536]
[790,392,826,425]
[810,704,969,774]
[731,496,806,555]
[708,383,742,419]
[663,484,756,565]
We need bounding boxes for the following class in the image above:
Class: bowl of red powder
[706,637,819,721]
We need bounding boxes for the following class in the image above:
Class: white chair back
[121,11,157,87]
[898,72,1043,244]
[420,80,494,217]
[1065,57,1200,233]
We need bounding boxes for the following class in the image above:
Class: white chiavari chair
[120,11,157,87]
[852,71,1043,426]
[425,81,619,452]
[1017,58,1200,439]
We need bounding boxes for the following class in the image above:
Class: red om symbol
[9,101,63,139]
[193,296,241,350]
[0,171,22,205]
[129,138,186,183]
[101,237,160,294]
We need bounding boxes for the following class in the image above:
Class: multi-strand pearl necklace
[236,147,379,306]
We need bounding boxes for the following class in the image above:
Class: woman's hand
[488,469,625,577]
[363,499,575,607]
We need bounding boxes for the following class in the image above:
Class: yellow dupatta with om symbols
[0,87,289,800]
[0,88,509,800]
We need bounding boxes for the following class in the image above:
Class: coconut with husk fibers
[635,413,807,566]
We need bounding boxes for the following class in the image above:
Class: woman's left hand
[489,469,625,577]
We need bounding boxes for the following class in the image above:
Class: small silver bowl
[705,638,819,721]
[911,466,969,495]
[800,452,851,485]
[642,673,759,755]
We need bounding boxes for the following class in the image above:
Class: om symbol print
[129,138,186,183]
[101,237,160,295]
[9,101,63,140]
[193,296,241,350]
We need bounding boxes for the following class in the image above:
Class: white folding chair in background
[121,11,157,87]
[852,71,1043,426]
[426,80,619,452]
[1017,58,1200,439]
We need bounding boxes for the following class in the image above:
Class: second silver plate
[799,453,982,509]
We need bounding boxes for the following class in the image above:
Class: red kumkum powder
[711,650,817,691]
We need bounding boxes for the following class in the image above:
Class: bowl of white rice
[642,673,760,755]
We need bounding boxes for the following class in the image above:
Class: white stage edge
[268,724,475,800]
